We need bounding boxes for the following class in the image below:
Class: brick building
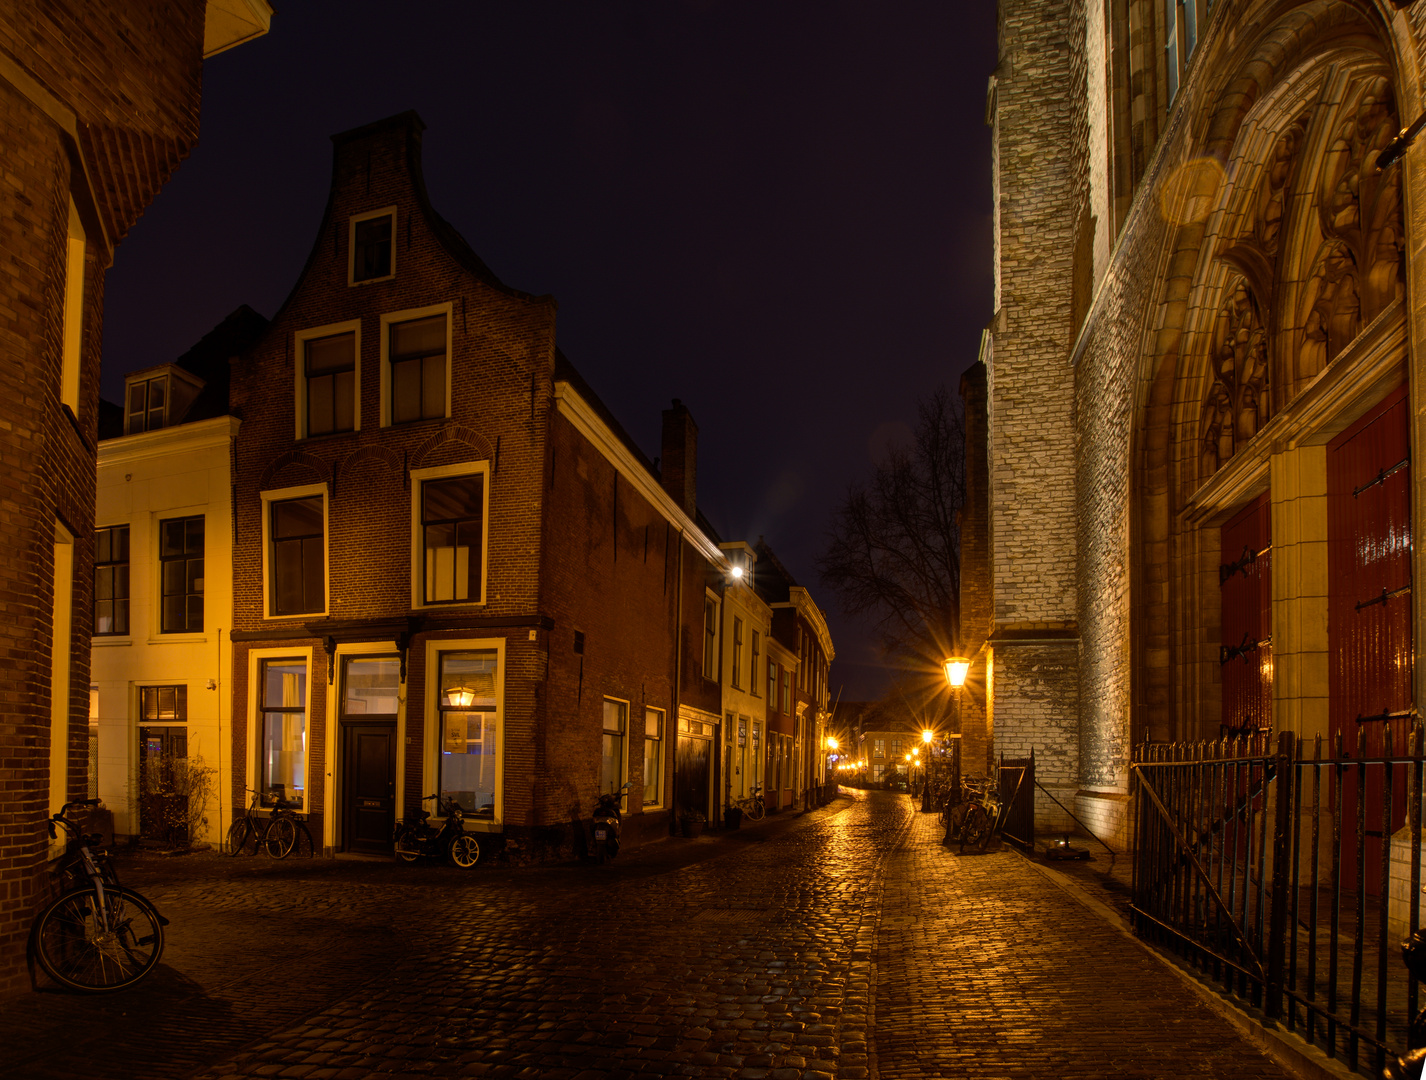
[226,113,730,861]
[987,0,1426,849]
[0,0,268,991]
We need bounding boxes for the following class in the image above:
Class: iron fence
[999,751,1034,851]
[1131,727,1425,1076]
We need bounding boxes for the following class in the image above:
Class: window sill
[413,600,488,612]
[297,429,358,445]
[148,633,208,645]
[381,416,448,432]
[264,612,327,621]
[93,636,133,647]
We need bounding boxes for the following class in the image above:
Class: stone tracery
[1200,279,1270,477]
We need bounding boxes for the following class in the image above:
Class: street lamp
[920,728,936,812]
[943,656,970,688]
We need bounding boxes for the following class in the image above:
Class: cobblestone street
[1,790,1297,1080]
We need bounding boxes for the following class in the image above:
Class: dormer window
[123,365,206,436]
[350,207,396,285]
[127,374,167,433]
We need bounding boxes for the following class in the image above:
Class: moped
[392,793,481,867]
[589,782,631,863]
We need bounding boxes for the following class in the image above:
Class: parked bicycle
[944,775,1002,853]
[29,799,167,993]
[225,787,315,858]
[735,784,766,821]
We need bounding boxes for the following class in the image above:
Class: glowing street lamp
[943,656,970,688]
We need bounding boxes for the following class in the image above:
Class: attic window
[350,208,396,284]
[127,374,168,433]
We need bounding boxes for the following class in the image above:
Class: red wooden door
[1220,494,1273,734]
[1329,384,1412,896]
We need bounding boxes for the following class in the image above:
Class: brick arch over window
[334,445,403,493]
[258,449,331,493]
[1128,1,1399,744]
[408,425,494,472]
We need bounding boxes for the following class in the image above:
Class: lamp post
[920,728,936,812]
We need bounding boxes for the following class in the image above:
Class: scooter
[392,793,481,868]
[590,782,631,863]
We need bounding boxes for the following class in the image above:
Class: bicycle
[225,788,315,858]
[944,775,1002,854]
[29,799,167,993]
[735,785,766,821]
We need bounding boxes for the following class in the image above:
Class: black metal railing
[1132,727,1425,1077]
[999,751,1034,850]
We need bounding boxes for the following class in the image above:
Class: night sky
[100,1,999,701]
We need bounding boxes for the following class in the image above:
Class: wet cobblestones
[0,791,1298,1079]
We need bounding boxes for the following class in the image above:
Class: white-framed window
[874,738,885,757]
[767,659,777,706]
[380,303,452,425]
[61,198,85,414]
[127,372,169,434]
[731,616,744,689]
[349,206,397,285]
[750,630,760,696]
[255,653,309,809]
[158,514,204,634]
[295,320,361,440]
[702,596,717,680]
[261,483,328,619]
[643,706,664,807]
[94,524,130,636]
[435,649,500,817]
[751,720,763,793]
[601,697,628,805]
[409,461,489,609]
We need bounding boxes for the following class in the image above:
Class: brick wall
[0,0,208,994]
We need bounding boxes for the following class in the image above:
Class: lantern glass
[944,656,971,688]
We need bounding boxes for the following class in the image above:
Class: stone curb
[1021,850,1361,1080]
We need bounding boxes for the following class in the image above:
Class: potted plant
[678,811,706,838]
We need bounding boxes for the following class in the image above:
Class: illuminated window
[94,525,129,635]
[438,650,498,815]
[643,707,664,806]
[159,516,203,633]
[259,658,307,809]
[422,473,484,604]
[602,698,627,803]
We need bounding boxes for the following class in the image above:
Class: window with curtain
[601,698,627,804]
[423,473,484,604]
[259,659,307,808]
[643,707,664,806]
[438,651,498,815]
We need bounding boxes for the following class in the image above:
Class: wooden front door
[1329,384,1412,896]
[676,733,711,821]
[341,722,395,855]
[138,725,187,843]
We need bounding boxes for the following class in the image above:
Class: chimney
[661,399,698,517]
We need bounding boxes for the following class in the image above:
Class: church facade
[985,0,1425,847]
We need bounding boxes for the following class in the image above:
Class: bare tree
[817,386,964,671]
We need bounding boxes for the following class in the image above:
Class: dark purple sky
[101,1,997,701]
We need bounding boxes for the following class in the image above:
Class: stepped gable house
[0,0,269,992]
[227,112,728,861]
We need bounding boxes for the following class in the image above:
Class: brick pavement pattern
[0,791,1293,1079]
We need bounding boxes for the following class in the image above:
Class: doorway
[138,724,187,844]
[341,723,395,855]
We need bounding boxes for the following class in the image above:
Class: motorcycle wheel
[393,826,419,863]
[448,833,480,868]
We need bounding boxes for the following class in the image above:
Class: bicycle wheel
[225,819,251,856]
[962,804,992,852]
[264,816,297,858]
[747,798,766,821]
[33,888,164,992]
[448,833,480,868]
[292,821,316,859]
